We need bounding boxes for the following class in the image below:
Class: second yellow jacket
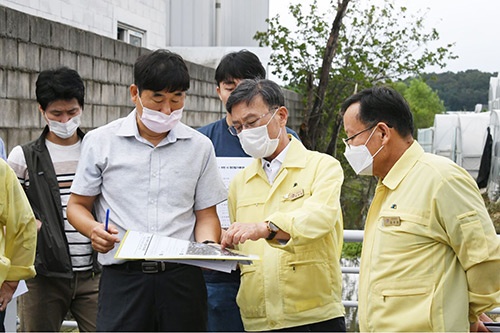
[228,137,345,331]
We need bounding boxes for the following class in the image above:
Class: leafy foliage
[255,0,456,154]
[421,70,497,111]
[392,78,446,135]
[254,0,456,229]
[342,242,363,259]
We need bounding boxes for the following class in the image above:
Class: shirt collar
[261,139,290,169]
[382,140,424,190]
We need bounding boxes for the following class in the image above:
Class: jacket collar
[381,140,424,190]
[244,135,307,184]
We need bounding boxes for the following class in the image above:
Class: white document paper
[216,157,253,228]
[12,280,28,298]
[114,230,258,272]
[168,259,237,273]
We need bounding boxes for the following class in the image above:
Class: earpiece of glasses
[227,110,276,136]
[342,125,376,149]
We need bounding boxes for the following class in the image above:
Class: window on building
[117,23,145,47]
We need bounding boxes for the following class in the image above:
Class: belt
[109,261,180,274]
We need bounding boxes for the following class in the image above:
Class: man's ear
[378,122,392,145]
[277,106,289,126]
[216,86,223,101]
[130,84,138,103]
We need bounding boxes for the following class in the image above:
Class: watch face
[268,221,279,232]
[266,221,279,240]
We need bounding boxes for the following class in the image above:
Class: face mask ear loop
[274,126,282,141]
[372,145,384,158]
[265,108,280,127]
[364,124,384,158]
[137,89,145,108]
[364,125,378,145]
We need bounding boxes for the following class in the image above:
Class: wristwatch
[266,221,280,240]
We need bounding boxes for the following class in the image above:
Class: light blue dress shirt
[71,109,227,265]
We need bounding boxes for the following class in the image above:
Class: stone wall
[0,5,302,153]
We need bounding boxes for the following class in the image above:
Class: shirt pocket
[279,186,311,210]
[235,196,267,221]
[236,264,266,318]
[374,211,435,273]
[376,211,430,250]
[165,175,198,207]
[368,278,434,332]
[281,250,333,314]
[459,218,488,263]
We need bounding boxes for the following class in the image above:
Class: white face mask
[344,127,383,176]
[138,93,183,133]
[237,110,281,159]
[46,113,81,139]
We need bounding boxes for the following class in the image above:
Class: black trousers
[269,316,346,332]
[97,262,207,332]
[0,309,4,332]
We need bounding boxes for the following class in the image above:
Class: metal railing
[341,230,500,315]
[44,230,500,330]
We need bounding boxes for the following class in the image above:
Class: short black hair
[134,49,190,94]
[340,86,414,137]
[36,67,85,110]
[226,79,284,114]
[215,50,266,86]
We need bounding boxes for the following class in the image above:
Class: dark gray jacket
[22,126,99,278]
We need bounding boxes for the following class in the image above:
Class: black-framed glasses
[342,124,376,149]
[228,108,279,136]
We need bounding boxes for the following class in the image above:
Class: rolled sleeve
[436,175,500,320]
[1,162,36,281]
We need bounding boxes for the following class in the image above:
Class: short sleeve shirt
[71,110,227,265]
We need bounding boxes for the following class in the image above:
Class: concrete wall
[0,5,302,154]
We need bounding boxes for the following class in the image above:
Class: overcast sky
[269,0,500,75]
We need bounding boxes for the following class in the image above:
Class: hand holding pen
[92,208,120,254]
[105,208,110,232]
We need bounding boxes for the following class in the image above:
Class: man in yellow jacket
[341,86,500,332]
[0,159,37,330]
[221,79,345,332]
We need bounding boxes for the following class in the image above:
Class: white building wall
[168,0,215,46]
[220,0,269,46]
[0,0,168,48]
[0,0,270,71]
[167,0,268,47]
[0,0,268,49]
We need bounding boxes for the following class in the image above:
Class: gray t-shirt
[71,110,227,265]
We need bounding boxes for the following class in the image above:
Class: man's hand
[221,222,268,249]
[470,313,494,332]
[0,281,18,311]
[90,223,120,253]
[36,219,42,232]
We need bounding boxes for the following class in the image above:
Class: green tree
[393,78,446,135]
[255,0,456,230]
[421,70,497,111]
[255,0,456,156]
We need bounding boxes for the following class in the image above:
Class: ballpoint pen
[105,208,110,232]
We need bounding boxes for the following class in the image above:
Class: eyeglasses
[228,108,278,136]
[342,124,376,149]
